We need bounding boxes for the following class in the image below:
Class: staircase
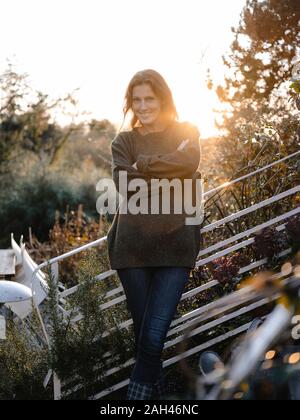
[2,149,300,400]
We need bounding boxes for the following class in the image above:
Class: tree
[210,0,300,135]
[0,62,80,176]
[88,118,116,139]
[201,0,300,233]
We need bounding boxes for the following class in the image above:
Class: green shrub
[0,319,51,400]
[0,174,99,248]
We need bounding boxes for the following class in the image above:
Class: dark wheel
[198,351,224,376]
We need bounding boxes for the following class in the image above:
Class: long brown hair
[120,69,178,131]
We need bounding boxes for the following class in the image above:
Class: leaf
[290,82,300,94]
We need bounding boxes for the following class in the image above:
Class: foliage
[52,119,115,175]
[0,174,100,248]
[0,65,116,249]
[26,205,113,288]
[253,226,287,261]
[0,204,133,400]
[209,252,251,290]
[0,318,50,400]
[285,214,300,253]
[0,62,79,175]
[200,108,299,250]
[209,0,300,136]
[46,248,133,399]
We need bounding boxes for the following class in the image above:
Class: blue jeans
[117,267,191,384]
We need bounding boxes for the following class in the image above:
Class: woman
[107,69,202,400]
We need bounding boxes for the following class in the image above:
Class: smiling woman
[106,68,202,400]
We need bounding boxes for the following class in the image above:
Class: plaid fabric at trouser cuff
[153,370,167,400]
[127,376,166,400]
[127,380,154,400]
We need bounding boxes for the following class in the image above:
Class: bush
[0,319,51,400]
[0,174,99,248]
[46,248,133,399]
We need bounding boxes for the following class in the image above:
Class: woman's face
[131,83,162,126]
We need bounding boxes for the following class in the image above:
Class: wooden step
[0,250,16,277]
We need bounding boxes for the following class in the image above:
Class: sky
[0,0,247,137]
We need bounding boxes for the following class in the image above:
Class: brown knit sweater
[106,120,202,269]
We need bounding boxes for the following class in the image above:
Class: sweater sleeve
[136,124,201,179]
[111,133,152,199]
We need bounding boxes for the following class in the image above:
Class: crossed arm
[135,135,200,179]
[111,127,201,198]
